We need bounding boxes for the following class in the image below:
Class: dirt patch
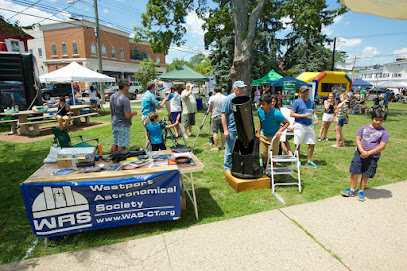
[0,122,110,143]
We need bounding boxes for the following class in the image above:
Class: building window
[111,47,116,58]
[91,43,96,56]
[52,44,57,56]
[73,42,78,55]
[38,48,43,57]
[10,40,20,52]
[62,43,67,56]
[147,54,151,60]
[156,56,160,63]
[102,45,107,57]
[120,48,124,60]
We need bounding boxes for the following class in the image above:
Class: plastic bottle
[72,150,77,168]
[15,105,19,113]
[98,143,103,156]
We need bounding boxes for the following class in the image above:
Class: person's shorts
[152,142,166,151]
[259,132,280,159]
[171,111,182,124]
[90,99,97,105]
[210,116,224,133]
[383,100,389,105]
[183,113,195,127]
[322,113,334,122]
[293,123,316,145]
[349,150,379,178]
[112,126,130,147]
[337,118,346,127]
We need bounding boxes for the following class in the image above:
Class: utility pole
[93,0,105,102]
[331,37,336,71]
[351,56,357,81]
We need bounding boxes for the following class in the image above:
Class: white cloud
[337,37,363,49]
[362,46,380,58]
[393,47,407,57]
[280,16,292,30]
[322,26,334,36]
[333,15,343,24]
[183,11,206,37]
[0,0,69,25]
[47,0,57,2]
[103,8,109,14]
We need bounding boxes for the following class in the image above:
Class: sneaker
[323,138,330,142]
[183,134,188,139]
[189,133,196,137]
[341,188,357,197]
[318,138,322,142]
[305,161,318,168]
[358,190,365,201]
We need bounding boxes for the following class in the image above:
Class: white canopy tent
[341,0,407,20]
[376,81,406,88]
[39,61,116,104]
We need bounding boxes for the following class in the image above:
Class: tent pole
[71,82,76,105]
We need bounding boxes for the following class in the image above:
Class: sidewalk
[3,181,407,271]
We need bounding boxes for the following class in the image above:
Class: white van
[128,82,143,99]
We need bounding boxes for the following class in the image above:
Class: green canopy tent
[251,70,283,85]
[158,65,208,81]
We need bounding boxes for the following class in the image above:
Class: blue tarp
[265,76,311,87]
[352,78,372,86]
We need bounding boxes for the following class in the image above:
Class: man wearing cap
[141,82,168,151]
[221,80,246,171]
[181,83,197,138]
[290,85,319,168]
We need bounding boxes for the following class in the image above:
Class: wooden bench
[70,112,98,125]
[19,119,58,136]
[0,119,19,134]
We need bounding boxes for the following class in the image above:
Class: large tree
[135,0,268,94]
[280,0,347,71]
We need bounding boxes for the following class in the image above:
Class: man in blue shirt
[290,85,319,168]
[257,94,289,167]
[141,82,168,151]
[221,80,246,171]
[383,89,391,112]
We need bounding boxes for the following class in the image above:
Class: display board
[20,170,181,238]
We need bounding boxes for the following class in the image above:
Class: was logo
[31,186,92,236]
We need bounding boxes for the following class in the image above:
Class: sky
[1,0,407,68]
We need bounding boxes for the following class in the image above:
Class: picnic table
[0,105,97,136]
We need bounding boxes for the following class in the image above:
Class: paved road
[2,180,406,271]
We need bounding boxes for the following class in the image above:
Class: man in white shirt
[181,83,197,138]
[208,85,226,151]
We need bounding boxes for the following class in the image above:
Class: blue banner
[20,170,180,238]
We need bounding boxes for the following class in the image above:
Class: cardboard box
[57,157,86,168]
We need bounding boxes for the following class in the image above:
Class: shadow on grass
[365,188,393,199]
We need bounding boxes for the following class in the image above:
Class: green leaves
[134,59,158,89]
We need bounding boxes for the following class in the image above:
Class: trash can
[196,98,203,110]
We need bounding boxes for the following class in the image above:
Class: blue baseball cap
[233,80,247,88]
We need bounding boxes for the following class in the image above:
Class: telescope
[231,96,262,179]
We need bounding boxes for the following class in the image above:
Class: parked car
[128,81,143,99]
[105,87,118,101]
[41,83,72,100]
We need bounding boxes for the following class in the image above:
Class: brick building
[26,19,166,86]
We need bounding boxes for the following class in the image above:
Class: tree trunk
[230,0,267,96]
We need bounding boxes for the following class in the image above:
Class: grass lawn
[1,104,407,264]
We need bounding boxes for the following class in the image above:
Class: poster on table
[20,170,181,238]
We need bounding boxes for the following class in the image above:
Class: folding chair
[265,136,301,193]
[51,127,99,148]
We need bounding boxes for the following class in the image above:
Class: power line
[7,0,42,20]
